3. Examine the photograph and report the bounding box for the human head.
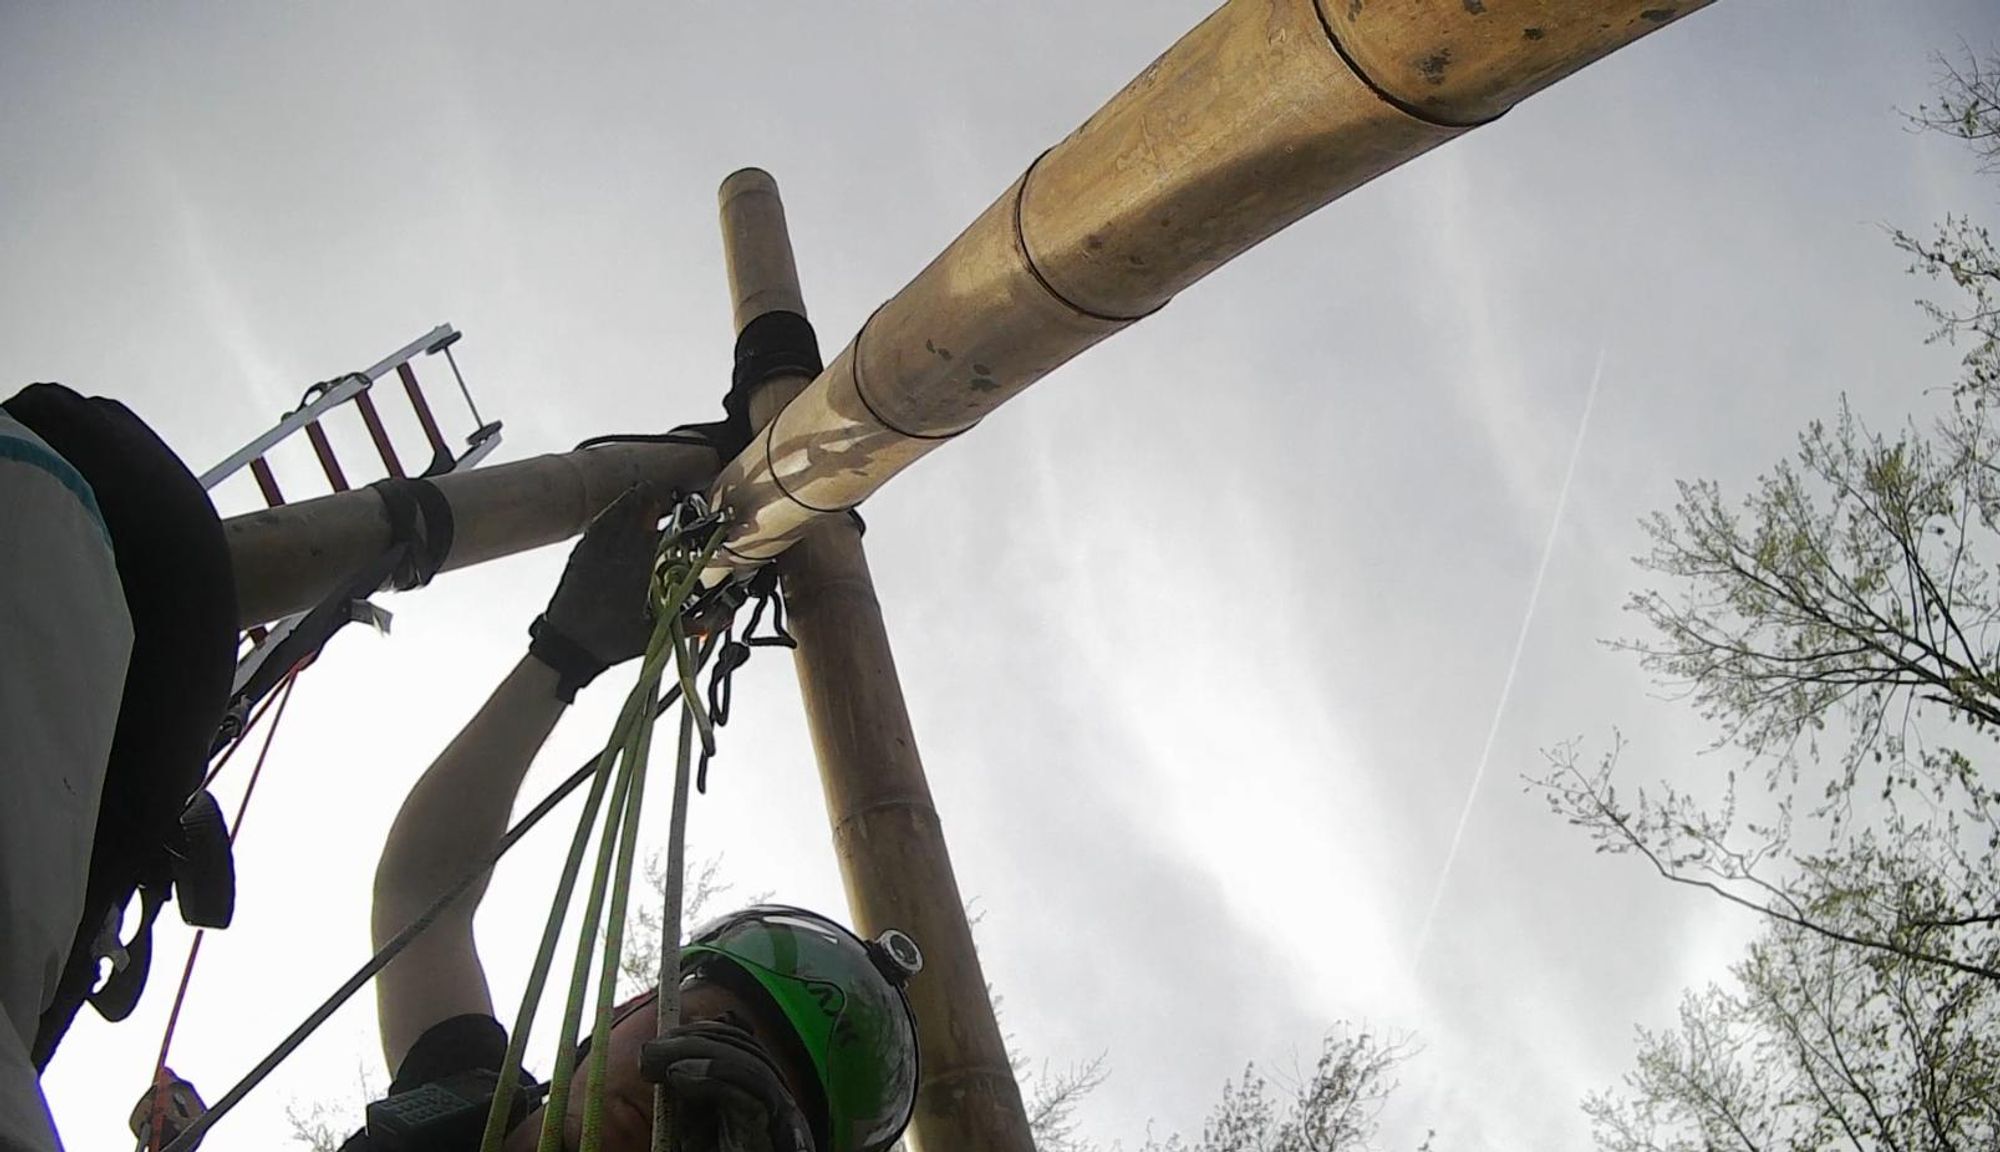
[521,906,921,1152]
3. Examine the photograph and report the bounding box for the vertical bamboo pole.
[718,168,1033,1152]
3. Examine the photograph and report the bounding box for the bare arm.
[371,655,567,1070]
[366,484,665,1073]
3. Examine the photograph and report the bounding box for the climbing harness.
[94,327,513,1148]
[8,381,242,1070]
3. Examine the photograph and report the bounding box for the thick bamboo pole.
[703,0,1712,579]
[719,169,1033,1152]
[225,442,717,627]
[223,1,1705,620]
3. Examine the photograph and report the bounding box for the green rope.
[645,518,729,1152]
[475,511,729,1151]
[651,700,698,1152]
[477,669,656,1152]
[535,701,645,1152]
[671,602,715,761]
[579,677,659,1150]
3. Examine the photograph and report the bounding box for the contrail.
[1413,346,1605,962]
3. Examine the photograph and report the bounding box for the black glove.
[529,484,667,702]
[640,1021,816,1152]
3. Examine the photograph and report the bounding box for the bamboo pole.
[225,0,1710,628]
[225,442,717,628]
[720,168,1033,1152]
[702,0,1712,579]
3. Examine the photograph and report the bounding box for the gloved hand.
[529,484,667,702]
[641,1021,816,1152]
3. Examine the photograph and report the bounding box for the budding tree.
[1531,45,2000,1152]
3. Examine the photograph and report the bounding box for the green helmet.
[682,905,922,1152]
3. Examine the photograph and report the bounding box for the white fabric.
[0,410,133,1152]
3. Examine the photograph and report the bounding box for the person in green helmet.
[348,485,921,1152]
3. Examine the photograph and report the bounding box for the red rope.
[144,670,300,1151]
[219,671,297,851]
[198,680,284,792]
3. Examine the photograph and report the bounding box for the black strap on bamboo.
[370,478,455,590]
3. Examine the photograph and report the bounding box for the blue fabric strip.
[0,429,113,548]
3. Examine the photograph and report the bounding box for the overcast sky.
[7,2,2000,1149]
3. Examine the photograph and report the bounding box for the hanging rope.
[578,668,660,1151]
[158,660,711,1152]
[197,662,291,792]
[535,696,645,1152]
[476,653,668,1152]
[479,498,731,1152]
[650,501,729,1152]
[160,497,760,1152]
[135,667,301,1152]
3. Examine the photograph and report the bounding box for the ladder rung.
[303,420,349,492]
[352,391,405,479]
[249,457,284,507]
[397,362,450,461]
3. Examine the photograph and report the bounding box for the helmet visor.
[685,909,918,1152]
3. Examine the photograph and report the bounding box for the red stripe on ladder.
[397,363,450,461]
[303,420,349,492]
[353,391,405,479]
[248,457,284,507]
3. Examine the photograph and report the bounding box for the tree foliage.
[1020,1053,1111,1152]
[1531,44,2000,1152]
[1137,1026,1431,1152]
[1531,43,2000,985]
[285,1063,382,1152]
[1902,47,2000,405]
[1584,920,1999,1151]
[617,850,748,999]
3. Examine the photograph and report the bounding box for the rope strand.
[141,669,300,1152]
[480,635,686,1152]
[651,672,700,1152]
[581,674,660,1151]
[159,668,703,1152]
[165,509,737,1152]
[536,721,641,1152]
[497,510,728,1151]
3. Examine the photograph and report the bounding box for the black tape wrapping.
[577,310,824,466]
[525,615,605,705]
[705,310,824,463]
[731,310,823,396]
[370,478,456,590]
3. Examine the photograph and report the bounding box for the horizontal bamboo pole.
[226,442,717,628]
[224,0,1707,620]
[704,0,1711,579]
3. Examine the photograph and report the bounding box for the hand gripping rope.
[162,495,787,1152]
